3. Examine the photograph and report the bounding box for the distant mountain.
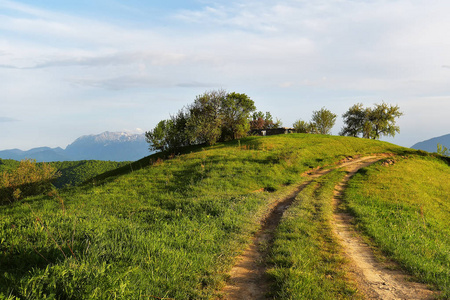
[0,147,70,162]
[410,133,450,153]
[0,131,152,162]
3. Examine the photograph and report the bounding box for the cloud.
[0,117,18,123]
[176,81,216,88]
[0,51,188,69]
[70,75,215,90]
[70,75,171,90]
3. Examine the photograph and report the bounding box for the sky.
[1,0,450,150]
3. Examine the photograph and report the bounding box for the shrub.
[0,159,60,203]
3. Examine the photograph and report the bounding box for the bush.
[0,159,60,204]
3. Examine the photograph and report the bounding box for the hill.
[410,133,450,152]
[0,131,151,162]
[0,134,448,299]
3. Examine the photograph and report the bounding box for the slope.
[0,134,436,299]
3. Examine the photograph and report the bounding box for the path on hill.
[222,155,436,300]
[332,156,437,300]
[221,156,379,299]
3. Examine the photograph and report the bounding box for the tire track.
[332,156,437,299]
[221,156,381,299]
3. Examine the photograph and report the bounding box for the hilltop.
[0,134,448,299]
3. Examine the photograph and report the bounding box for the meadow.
[1,134,447,299]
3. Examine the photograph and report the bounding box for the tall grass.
[344,154,450,297]
[0,134,406,299]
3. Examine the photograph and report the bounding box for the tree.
[293,119,312,133]
[339,103,370,137]
[368,102,403,139]
[145,120,172,152]
[311,107,337,135]
[221,92,256,140]
[187,89,227,145]
[146,89,257,152]
[145,109,190,152]
[340,102,403,139]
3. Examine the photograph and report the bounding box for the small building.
[251,127,296,136]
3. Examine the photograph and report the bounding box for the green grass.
[344,154,450,297]
[267,170,361,299]
[0,134,410,299]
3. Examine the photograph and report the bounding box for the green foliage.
[0,159,60,204]
[187,89,226,145]
[0,159,20,173]
[221,92,256,140]
[0,134,406,299]
[146,89,256,151]
[339,103,371,137]
[292,119,316,134]
[340,102,403,139]
[436,143,449,157]
[311,107,337,135]
[345,155,450,297]
[145,110,191,152]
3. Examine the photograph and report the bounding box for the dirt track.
[221,155,437,299]
[333,156,436,299]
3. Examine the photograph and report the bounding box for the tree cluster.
[292,103,403,140]
[293,107,337,135]
[339,102,403,139]
[146,90,256,152]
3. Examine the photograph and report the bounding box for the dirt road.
[221,156,436,299]
[332,156,436,299]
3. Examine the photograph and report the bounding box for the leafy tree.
[311,107,337,135]
[340,102,403,139]
[187,89,226,145]
[145,120,173,152]
[292,119,314,133]
[339,103,371,138]
[221,92,256,140]
[368,102,403,139]
[146,89,256,151]
[145,109,190,152]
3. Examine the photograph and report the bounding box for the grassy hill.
[49,160,131,188]
[0,134,448,299]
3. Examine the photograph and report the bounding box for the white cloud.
[1,0,450,149]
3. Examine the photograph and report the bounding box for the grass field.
[2,134,444,299]
[344,155,450,298]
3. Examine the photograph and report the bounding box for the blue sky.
[1,0,450,150]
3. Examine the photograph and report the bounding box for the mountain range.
[410,133,450,153]
[0,131,151,162]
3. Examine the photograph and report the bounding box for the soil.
[221,155,437,299]
[221,165,332,299]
